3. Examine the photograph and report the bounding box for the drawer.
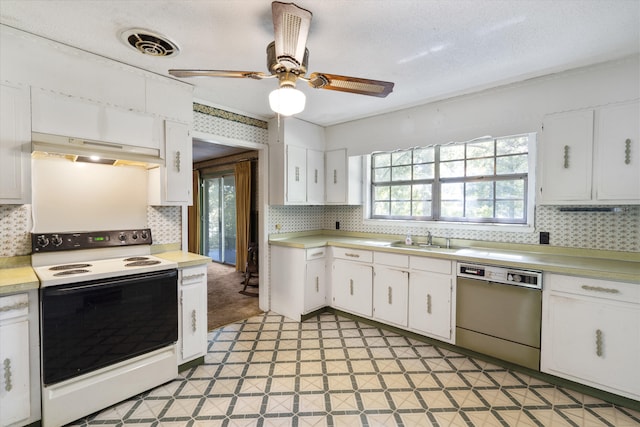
[0,293,29,321]
[180,265,207,286]
[545,273,640,304]
[332,247,373,263]
[374,251,409,268]
[410,256,452,275]
[306,247,326,260]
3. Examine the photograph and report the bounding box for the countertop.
[269,232,640,283]
[0,251,211,295]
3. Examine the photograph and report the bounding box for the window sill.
[362,217,535,233]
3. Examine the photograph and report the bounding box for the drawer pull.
[426,294,432,314]
[3,358,11,391]
[581,285,620,294]
[349,279,354,296]
[563,145,570,168]
[388,286,392,305]
[0,301,29,313]
[183,273,205,282]
[192,309,197,332]
[315,276,319,293]
[309,252,324,258]
[345,253,360,258]
[625,138,631,165]
[595,329,603,357]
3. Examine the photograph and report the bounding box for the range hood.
[32,132,164,166]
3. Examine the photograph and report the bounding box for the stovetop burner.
[125,260,161,267]
[124,257,150,261]
[49,263,92,271]
[53,269,91,276]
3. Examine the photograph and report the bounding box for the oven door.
[41,269,178,386]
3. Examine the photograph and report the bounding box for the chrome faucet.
[426,231,433,246]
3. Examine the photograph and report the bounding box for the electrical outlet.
[540,231,550,244]
[335,221,340,230]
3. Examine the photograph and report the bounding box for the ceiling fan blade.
[307,73,395,98]
[168,69,268,79]
[272,1,312,70]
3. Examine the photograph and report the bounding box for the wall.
[268,56,640,253]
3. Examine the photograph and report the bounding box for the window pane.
[412,200,432,217]
[466,200,493,218]
[497,136,528,155]
[413,163,434,180]
[441,182,464,200]
[496,154,528,174]
[465,181,493,200]
[496,180,524,199]
[441,200,463,217]
[496,200,524,219]
[467,140,494,158]
[374,186,390,201]
[412,184,432,201]
[391,185,411,200]
[440,144,464,161]
[392,165,412,181]
[440,160,464,178]
[373,201,390,216]
[466,158,494,176]
[373,167,390,182]
[373,153,391,167]
[392,151,412,165]
[391,201,411,216]
[414,147,434,163]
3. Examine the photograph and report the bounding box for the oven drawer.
[0,293,29,321]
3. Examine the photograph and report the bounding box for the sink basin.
[390,241,445,250]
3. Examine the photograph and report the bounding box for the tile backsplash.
[0,204,32,257]
[269,205,639,253]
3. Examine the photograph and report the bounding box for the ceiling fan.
[168,1,395,116]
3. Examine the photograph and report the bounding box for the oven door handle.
[43,270,177,295]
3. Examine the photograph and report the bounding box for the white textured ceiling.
[1,0,638,127]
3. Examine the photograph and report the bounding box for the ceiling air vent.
[120,28,179,57]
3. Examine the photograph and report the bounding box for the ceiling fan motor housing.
[267,41,308,76]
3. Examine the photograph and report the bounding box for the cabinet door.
[325,149,347,204]
[0,320,31,426]
[179,266,207,364]
[539,110,594,203]
[286,145,307,203]
[304,258,326,312]
[332,260,373,317]
[408,271,452,341]
[0,83,31,204]
[595,101,640,201]
[542,293,640,399]
[373,266,408,327]
[306,149,325,204]
[165,120,192,204]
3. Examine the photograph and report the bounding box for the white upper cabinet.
[594,101,640,201]
[148,121,192,206]
[306,149,325,204]
[325,149,363,205]
[539,100,640,205]
[0,83,31,204]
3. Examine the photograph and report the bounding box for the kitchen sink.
[390,241,456,251]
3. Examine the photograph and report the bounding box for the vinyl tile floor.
[67,312,640,427]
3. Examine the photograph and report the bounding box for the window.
[370,134,532,224]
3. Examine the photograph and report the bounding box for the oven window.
[41,269,178,385]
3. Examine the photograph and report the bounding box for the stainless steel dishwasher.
[456,262,543,370]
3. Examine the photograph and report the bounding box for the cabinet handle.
[581,285,620,294]
[182,273,205,283]
[349,279,354,296]
[0,301,29,313]
[309,252,324,258]
[175,150,181,172]
[595,329,603,357]
[426,294,432,314]
[387,286,392,304]
[3,358,11,391]
[314,169,318,184]
[563,145,570,168]
[345,253,360,258]
[315,276,319,293]
[295,166,300,182]
[191,309,197,332]
[625,138,631,165]
[333,169,337,184]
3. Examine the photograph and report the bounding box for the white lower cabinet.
[332,250,374,317]
[304,255,327,313]
[0,291,40,427]
[541,273,640,400]
[178,265,208,365]
[373,266,409,327]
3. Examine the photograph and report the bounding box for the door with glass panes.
[202,173,236,265]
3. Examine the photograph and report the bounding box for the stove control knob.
[51,234,63,246]
[131,232,138,240]
[119,233,127,242]
[141,231,149,240]
[512,274,522,283]
[36,235,50,248]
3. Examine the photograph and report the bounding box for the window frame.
[366,133,536,230]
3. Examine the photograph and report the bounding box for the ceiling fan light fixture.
[269,86,306,116]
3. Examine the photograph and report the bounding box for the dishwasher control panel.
[457,263,542,289]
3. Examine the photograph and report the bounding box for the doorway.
[202,173,236,265]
